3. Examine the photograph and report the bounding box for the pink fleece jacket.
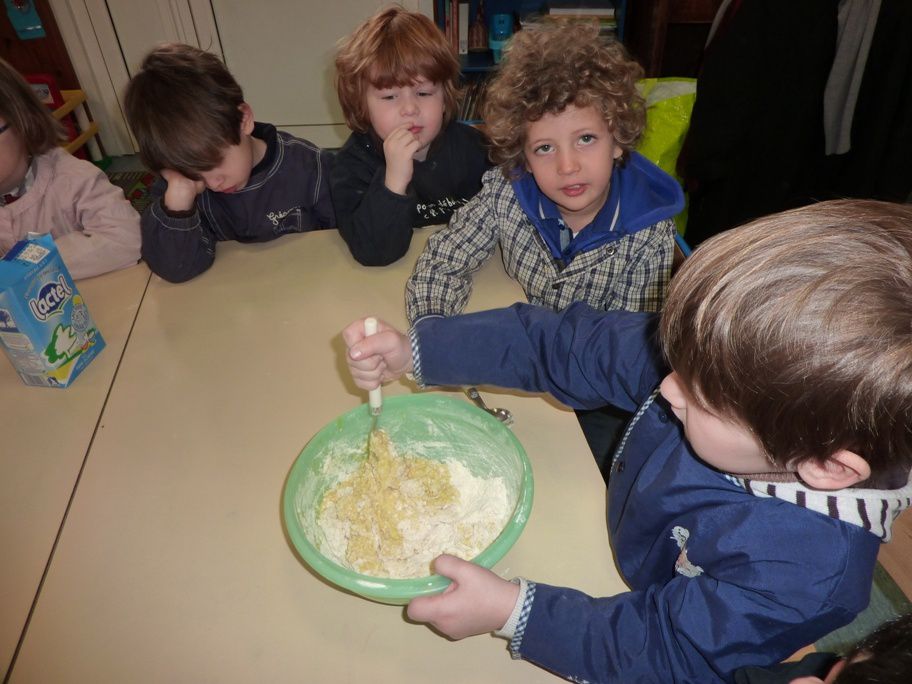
[0,147,141,279]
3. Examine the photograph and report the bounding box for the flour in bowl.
[318,429,512,579]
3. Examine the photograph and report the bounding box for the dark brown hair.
[481,19,645,177]
[837,612,912,683]
[335,5,460,133]
[0,58,65,155]
[661,200,912,484]
[124,43,244,178]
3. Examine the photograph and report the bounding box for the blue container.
[0,234,105,387]
[489,13,513,63]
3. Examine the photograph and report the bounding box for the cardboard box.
[0,234,105,387]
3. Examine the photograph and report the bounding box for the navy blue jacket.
[412,303,906,684]
[140,123,334,283]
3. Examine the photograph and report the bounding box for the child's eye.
[533,144,553,155]
[579,134,596,145]
[418,90,436,97]
[380,93,396,101]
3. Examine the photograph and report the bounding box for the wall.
[1,0,78,88]
[45,0,433,155]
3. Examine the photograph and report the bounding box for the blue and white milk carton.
[0,234,105,387]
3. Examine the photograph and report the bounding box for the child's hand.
[382,125,421,195]
[407,554,520,640]
[160,169,206,212]
[342,317,414,390]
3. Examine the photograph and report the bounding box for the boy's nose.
[400,96,419,115]
[557,150,580,175]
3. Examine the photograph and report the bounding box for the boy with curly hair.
[124,44,334,283]
[406,20,684,472]
[348,199,912,683]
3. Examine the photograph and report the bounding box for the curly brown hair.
[335,5,460,134]
[481,20,644,177]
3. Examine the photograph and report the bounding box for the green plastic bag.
[635,78,696,234]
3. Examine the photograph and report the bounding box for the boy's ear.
[795,450,871,490]
[238,102,255,136]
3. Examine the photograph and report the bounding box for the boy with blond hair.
[346,200,912,683]
[124,44,334,283]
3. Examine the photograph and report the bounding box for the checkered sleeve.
[405,175,501,324]
[609,218,676,313]
[507,579,536,658]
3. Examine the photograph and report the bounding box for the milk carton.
[0,234,105,387]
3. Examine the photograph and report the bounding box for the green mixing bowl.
[282,393,534,605]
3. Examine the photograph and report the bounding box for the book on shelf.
[546,1,615,18]
[458,2,469,54]
[436,0,468,54]
[458,78,487,123]
[438,0,496,55]
[522,12,617,39]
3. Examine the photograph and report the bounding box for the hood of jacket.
[511,151,685,262]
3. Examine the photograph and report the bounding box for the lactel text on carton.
[0,234,105,387]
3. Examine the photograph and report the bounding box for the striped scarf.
[724,473,912,542]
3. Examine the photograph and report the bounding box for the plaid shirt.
[406,168,676,323]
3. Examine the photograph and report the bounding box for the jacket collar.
[724,472,912,542]
[510,151,684,265]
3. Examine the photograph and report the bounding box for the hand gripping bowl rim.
[282,393,534,605]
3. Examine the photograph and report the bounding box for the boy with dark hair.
[737,612,912,683]
[343,199,912,683]
[124,43,334,283]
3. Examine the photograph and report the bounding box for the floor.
[818,560,911,653]
[105,154,147,173]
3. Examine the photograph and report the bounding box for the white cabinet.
[51,0,431,154]
[211,0,424,148]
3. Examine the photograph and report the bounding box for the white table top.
[0,262,151,679]
[8,231,625,683]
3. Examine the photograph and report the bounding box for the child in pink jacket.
[0,59,140,279]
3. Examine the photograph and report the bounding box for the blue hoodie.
[511,151,685,264]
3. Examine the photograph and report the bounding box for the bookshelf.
[434,1,628,124]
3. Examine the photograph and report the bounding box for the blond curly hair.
[481,20,645,177]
